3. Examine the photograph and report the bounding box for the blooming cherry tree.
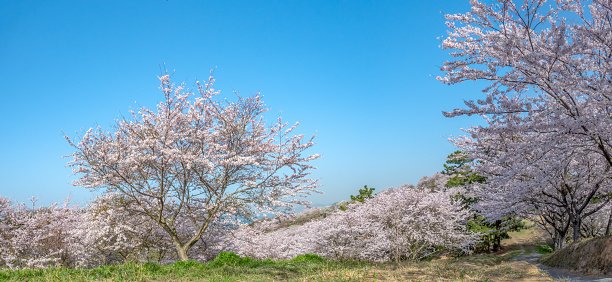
[69,193,175,267]
[0,196,82,269]
[439,0,612,169]
[64,71,321,261]
[451,123,612,247]
[440,0,612,245]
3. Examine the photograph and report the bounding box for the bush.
[535,245,553,254]
[207,252,255,267]
[290,254,326,263]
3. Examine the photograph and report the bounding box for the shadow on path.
[511,248,612,281]
[536,263,612,282]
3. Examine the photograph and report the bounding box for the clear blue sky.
[0,0,485,207]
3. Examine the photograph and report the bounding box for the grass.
[0,250,553,281]
[0,221,557,281]
[540,236,612,275]
[535,244,554,255]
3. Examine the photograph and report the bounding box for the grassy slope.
[0,257,552,282]
[0,249,553,281]
[0,217,558,282]
[541,236,612,276]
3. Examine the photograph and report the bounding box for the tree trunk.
[606,208,612,236]
[556,218,570,250]
[557,232,566,250]
[174,242,190,261]
[552,229,558,251]
[169,233,191,261]
[492,220,502,252]
[572,216,581,243]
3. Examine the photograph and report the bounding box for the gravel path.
[537,264,612,282]
[512,251,612,282]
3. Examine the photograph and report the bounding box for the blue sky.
[0,0,485,207]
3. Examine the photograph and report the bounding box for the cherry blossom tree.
[441,151,520,252]
[439,0,612,246]
[0,196,82,269]
[69,193,175,267]
[452,128,612,248]
[579,201,612,238]
[64,71,321,261]
[439,0,612,171]
[416,172,450,191]
[439,0,612,165]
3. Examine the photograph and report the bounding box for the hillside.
[542,237,612,276]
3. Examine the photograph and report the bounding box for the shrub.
[208,252,255,267]
[535,245,553,254]
[290,254,326,263]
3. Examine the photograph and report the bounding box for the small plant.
[350,185,376,203]
[535,244,553,254]
[171,260,199,269]
[0,246,551,281]
[207,252,255,267]
[142,262,161,272]
[291,254,326,263]
[340,185,376,211]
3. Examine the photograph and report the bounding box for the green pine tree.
[339,185,376,211]
[443,151,521,252]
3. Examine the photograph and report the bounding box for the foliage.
[252,206,338,232]
[171,260,199,268]
[0,196,83,269]
[416,173,449,191]
[64,70,321,260]
[207,251,257,267]
[535,245,553,255]
[443,151,485,193]
[350,185,375,203]
[338,185,375,211]
[290,254,326,263]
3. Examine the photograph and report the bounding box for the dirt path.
[536,264,612,282]
[504,229,612,282]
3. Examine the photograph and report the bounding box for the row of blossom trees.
[0,196,81,269]
[439,0,612,249]
[0,194,228,269]
[0,183,479,269]
[228,184,480,262]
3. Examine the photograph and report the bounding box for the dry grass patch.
[363,255,552,281]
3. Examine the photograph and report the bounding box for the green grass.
[535,244,554,255]
[0,250,553,282]
[0,222,557,281]
[0,253,369,282]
